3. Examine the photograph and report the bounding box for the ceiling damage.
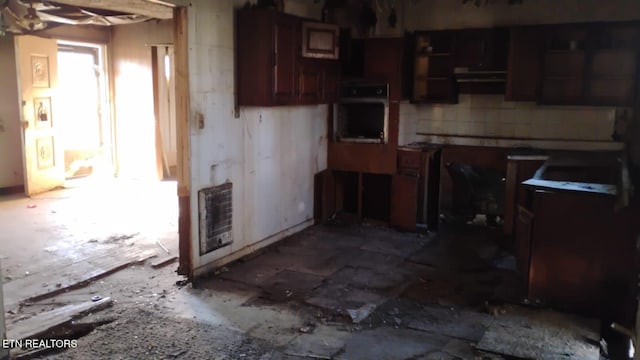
[0,0,176,36]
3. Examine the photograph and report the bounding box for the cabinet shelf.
[542,76,583,80]
[546,49,585,54]
[419,52,452,57]
[414,76,451,81]
[589,75,635,80]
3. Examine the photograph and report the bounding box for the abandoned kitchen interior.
[1,0,640,359]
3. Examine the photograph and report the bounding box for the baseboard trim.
[192,219,314,281]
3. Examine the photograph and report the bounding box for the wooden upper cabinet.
[237,9,299,106]
[273,14,299,105]
[539,25,588,105]
[585,24,639,106]
[237,8,277,106]
[323,61,340,103]
[236,8,340,106]
[363,37,405,101]
[410,31,457,104]
[538,22,639,106]
[298,59,322,104]
[506,27,544,101]
[455,30,490,69]
[454,29,508,71]
[302,22,339,60]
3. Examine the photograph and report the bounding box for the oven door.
[334,99,389,144]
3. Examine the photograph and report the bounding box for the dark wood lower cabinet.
[314,169,336,224]
[503,156,547,236]
[390,147,441,231]
[390,174,419,231]
[517,188,636,318]
[514,205,534,293]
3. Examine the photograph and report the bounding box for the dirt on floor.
[5,222,606,360]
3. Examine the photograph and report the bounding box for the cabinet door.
[586,49,637,106]
[314,169,336,223]
[540,52,585,104]
[298,60,322,104]
[323,62,340,103]
[455,29,508,71]
[539,26,587,105]
[455,30,489,69]
[236,9,277,106]
[364,38,404,101]
[273,16,298,105]
[412,32,457,104]
[390,174,418,231]
[515,205,534,292]
[506,27,544,101]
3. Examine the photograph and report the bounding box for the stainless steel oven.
[334,83,389,144]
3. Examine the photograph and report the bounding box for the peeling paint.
[187,0,328,274]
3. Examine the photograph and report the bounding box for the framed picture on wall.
[31,55,50,88]
[33,97,52,128]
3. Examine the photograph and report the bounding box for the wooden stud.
[151,46,165,181]
[174,6,192,278]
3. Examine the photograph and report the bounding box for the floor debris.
[346,303,377,324]
[7,297,114,342]
[151,255,178,269]
[3,248,157,312]
[156,239,170,254]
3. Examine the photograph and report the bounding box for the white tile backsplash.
[399,94,618,146]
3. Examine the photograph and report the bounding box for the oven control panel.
[340,84,389,99]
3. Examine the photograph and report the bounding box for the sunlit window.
[164,47,171,82]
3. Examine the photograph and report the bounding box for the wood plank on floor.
[3,247,156,312]
[151,255,178,268]
[7,297,113,341]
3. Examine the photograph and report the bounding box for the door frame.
[174,6,192,278]
[56,41,113,179]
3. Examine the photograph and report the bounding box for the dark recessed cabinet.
[236,8,340,107]
[408,29,508,102]
[410,31,457,103]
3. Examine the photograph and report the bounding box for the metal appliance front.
[334,83,389,144]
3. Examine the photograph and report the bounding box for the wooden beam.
[145,0,190,7]
[52,0,173,19]
[174,6,192,279]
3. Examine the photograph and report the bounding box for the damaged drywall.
[186,0,328,276]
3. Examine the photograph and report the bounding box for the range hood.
[454,67,506,83]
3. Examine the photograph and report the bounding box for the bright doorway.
[4,22,181,331]
[57,42,112,180]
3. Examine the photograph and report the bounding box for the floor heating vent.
[198,182,232,255]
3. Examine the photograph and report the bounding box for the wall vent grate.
[198,182,232,255]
